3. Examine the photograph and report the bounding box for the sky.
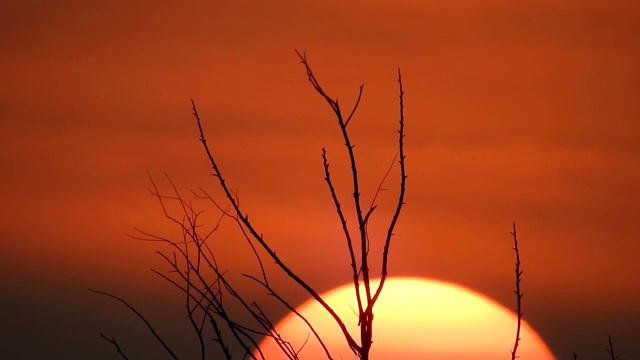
[1,0,639,359]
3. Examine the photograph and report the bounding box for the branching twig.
[191,98,360,355]
[101,51,407,360]
[99,333,129,360]
[607,335,620,360]
[295,50,374,330]
[89,289,179,360]
[322,148,363,319]
[246,274,334,360]
[295,51,407,359]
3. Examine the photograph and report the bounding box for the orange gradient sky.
[1,1,639,359]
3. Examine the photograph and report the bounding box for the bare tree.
[92,51,407,360]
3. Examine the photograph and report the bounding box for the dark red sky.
[1,1,639,359]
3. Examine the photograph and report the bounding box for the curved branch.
[371,68,407,306]
[322,148,363,318]
[191,100,361,353]
[89,289,179,360]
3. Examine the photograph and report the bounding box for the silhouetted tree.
[92,51,407,360]
[92,51,575,360]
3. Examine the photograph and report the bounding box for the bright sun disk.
[258,277,556,360]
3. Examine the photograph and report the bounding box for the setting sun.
[258,278,556,359]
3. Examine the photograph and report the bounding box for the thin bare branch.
[322,148,363,318]
[153,238,263,360]
[296,50,375,356]
[371,68,407,307]
[246,274,335,360]
[106,52,409,360]
[99,333,129,360]
[345,85,365,127]
[191,98,361,354]
[363,154,398,258]
[510,222,524,360]
[607,335,620,360]
[89,289,179,360]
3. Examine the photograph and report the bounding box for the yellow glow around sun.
[257,277,556,360]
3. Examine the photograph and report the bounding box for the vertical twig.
[510,222,523,360]
[371,68,407,306]
[607,335,620,360]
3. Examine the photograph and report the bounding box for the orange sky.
[1,0,639,358]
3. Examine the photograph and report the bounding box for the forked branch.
[296,50,407,359]
[295,50,373,311]
[89,289,179,360]
[99,333,129,360]
[607,335,620,360]
[99,51,408,360]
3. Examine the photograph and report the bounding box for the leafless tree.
[93,51,558,360]
[92,51,407,360]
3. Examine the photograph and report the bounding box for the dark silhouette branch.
[294,51,373,314]
[295,50,407,360]
[363,154,397,259]
[135,177,270,359]
[345,85,364,127]
[510,222,523,360]
[370,68,407,308]
[322,148,364,318]
[191,98,361,355]
[99,51,408,360]
[246,274,335,360]
[364,154,397,225]
[89,289,179,360]
[99,333,129,360]
[607,335,620,360]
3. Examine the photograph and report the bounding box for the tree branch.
[510,222,523,360]
[89,289,179,360]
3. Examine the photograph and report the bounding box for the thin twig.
[370,68,407,306]
[296,50,374,355]
[99,333,129,360]
[191,98,360,354]
[246,274,334,360]
[607,335,620,360]
[322,148,363,318]
[89,289,179,360]
[510,222,523,360]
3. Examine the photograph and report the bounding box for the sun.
[257,277,556,359]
